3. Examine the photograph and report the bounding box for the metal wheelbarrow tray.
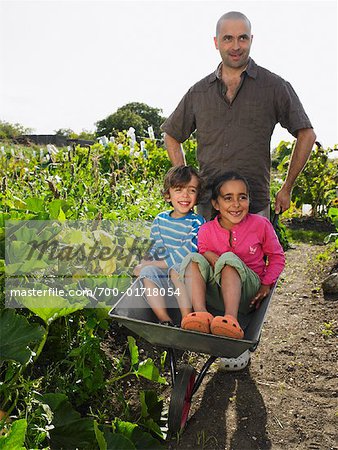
[109,278,277,435]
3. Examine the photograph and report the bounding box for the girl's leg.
[142,278,172,323]
[169,269,192,318]
[220,265,242,319]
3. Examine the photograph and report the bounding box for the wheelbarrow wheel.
[168,364,196,435]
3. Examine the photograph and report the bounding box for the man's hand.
[275,128,316,214]
[275,186,292,213]
[250,284,271,310]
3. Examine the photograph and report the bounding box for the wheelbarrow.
[109,215,280,435]
[109,280,277,434]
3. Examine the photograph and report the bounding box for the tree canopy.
[95,102,165,140]
[0,120,33,140]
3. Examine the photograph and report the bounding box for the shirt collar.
[209,57,258,83]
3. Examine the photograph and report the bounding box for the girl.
[181,171,285,339]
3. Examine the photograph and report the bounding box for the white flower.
[47,144,58,155]
[147,126,155,140]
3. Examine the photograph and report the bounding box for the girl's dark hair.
[211,171,250,200]
[162,165,203,202]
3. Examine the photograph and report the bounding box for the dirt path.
[166,243,337,450]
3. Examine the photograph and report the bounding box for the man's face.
[214,19,253,70]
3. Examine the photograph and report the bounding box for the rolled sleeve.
[161,90,196,142]
[275,81,313,137]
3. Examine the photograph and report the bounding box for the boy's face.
[166,175,199,218]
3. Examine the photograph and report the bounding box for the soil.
[107,242,338,450]
[282,217,336,233]
[166,243,338,450]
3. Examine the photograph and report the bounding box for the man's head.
[214,11,253,70]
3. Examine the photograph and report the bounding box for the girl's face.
[212,179,249,229]
[166,175,199,218]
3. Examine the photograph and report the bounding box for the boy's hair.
[162,165,203,202]
[211,171,250,200]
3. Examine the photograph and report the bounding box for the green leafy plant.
[277,143,338,217]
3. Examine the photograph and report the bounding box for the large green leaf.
[25,197,45,213]
[127,336,139,368]
[104,432,136,450]
[12,283,87,325]
[94,421,107,450]
[137,359,166,384]
[0,418,27,450]
[113,419,163,449]
[42,393,97,449]
[0,309,45,364]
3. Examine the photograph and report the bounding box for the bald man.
[161,11,316,220]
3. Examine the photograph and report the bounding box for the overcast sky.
[0,0,337,148]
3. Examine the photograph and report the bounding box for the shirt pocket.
[238,100,262,130]
[195,107,226,148]
[196,108,222,133]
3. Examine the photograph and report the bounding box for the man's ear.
[213,36,219,50]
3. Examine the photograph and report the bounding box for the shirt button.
[233,238,237,241]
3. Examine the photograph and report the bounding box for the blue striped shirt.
[149,210,206,268]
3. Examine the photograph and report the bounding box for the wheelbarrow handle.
[271,213,279,229]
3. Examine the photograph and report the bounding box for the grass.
[285,228,328,245]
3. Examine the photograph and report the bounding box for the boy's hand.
[133,259,148,276]
[250,284,271,309]
[133,264,142,277]
[133,259,167,276]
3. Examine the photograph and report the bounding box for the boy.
[133,165,205,325]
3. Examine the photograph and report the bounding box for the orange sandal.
[210,315,244,339]
[181,312,214,334]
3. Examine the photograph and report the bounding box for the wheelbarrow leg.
[191,355,217,397]
[167,355,218,435]
[168,348,177,386]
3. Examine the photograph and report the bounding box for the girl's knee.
[221,264,236,273]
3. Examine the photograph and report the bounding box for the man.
[161,11,316,220]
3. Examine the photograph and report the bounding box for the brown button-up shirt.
[161,58,313,213]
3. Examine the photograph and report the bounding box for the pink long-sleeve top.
[198,214,285,285]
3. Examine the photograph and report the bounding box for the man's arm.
[275,128,316,213]
[163,133,186,166]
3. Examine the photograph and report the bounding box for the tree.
[54,128,95,140]
[54,128,74,138]
[0,121,33,140]
[95,102,165,140]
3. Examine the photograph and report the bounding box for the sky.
[0,0,337,149]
